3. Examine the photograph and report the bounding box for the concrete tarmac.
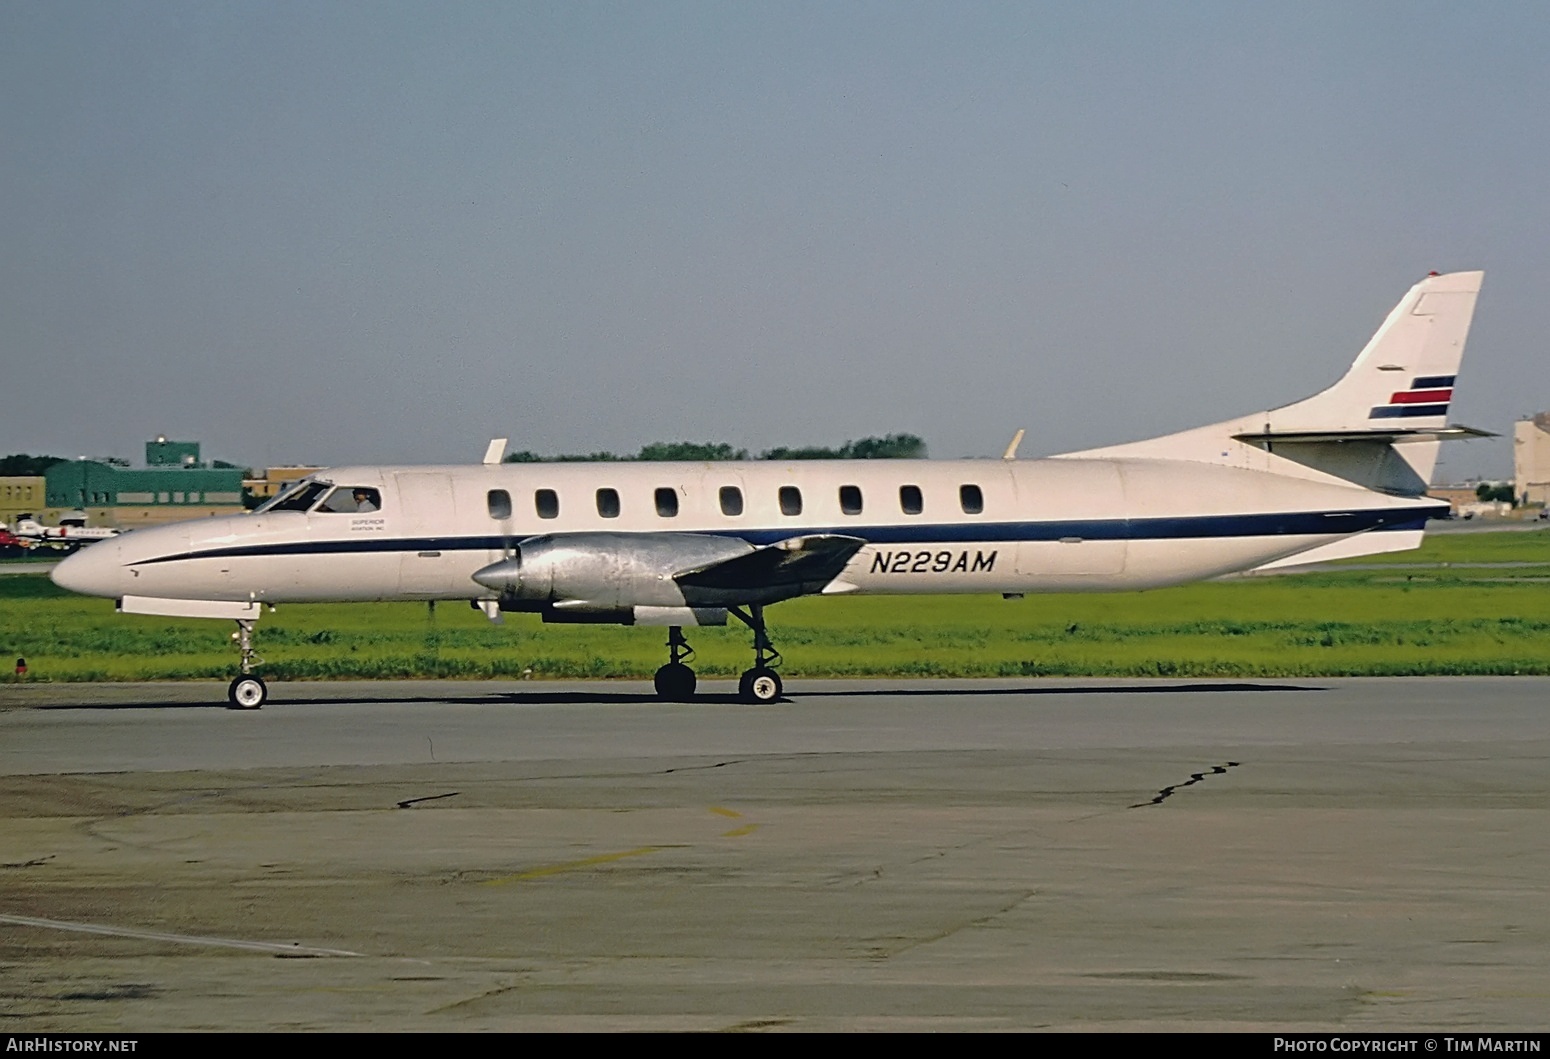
[0,677,1546,1032]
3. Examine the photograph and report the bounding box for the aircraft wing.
[472,531,868,612]
[674,534,867,606]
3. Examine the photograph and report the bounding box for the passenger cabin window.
[596,488,621,518]
[316,486,381,514]
[900,484,923,515]
[535,489,559,519]
[960,484,984,514]
[655,487,679,517]
[719,486,744,517]
[779,486,802,516]
[839,485,863,515]
[487,489,511,519]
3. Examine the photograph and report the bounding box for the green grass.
[2,528,1547,682]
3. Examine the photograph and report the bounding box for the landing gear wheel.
[653,662,697,701]
[738,667,782,704]
[227,619,268,709]
[228,675,268,710]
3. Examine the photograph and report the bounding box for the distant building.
[0,476,46,527]
[145,436,204,468]
[1514,414,1550,507]
[1426,484,1480,516]
[244,465,324,502]
[42,439,245,528]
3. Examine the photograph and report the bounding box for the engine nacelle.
[536,604,728,626]
[472,532,753,609]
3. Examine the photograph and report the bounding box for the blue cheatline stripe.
[1370,404,1449,419]
[128,506,1441,567]
[1411,374,1456,389]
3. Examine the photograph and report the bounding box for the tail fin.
[1265,270,1481,433]
[1057,270,1487,494]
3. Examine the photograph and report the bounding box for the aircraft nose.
[51,539,126,598]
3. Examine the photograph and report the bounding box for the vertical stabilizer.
[1266,270,1480,433]
[1056,271,1484,493]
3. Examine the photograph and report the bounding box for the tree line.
[0,454,244,475]
[0,454,68,476]
[504,434,926,463]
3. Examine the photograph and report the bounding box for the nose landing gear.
[227,618,267,709]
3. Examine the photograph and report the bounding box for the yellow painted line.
[720,824,759,838]
[708,806,742,818]
[480,846,666,885]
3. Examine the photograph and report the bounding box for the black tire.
[653,662,696,701]
[738,667,782,704]
[228,675,267,710]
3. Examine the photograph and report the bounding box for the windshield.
[255,480,330,513]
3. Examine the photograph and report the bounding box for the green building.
[145,436,204,468]
[43,440,245,528]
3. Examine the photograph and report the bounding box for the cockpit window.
[315,486,382,514]
[257,481,330,513]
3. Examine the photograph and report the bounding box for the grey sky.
[3,2,1544,480]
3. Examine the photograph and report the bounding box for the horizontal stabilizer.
[1232,425,1495,446]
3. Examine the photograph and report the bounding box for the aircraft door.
[395,472,457,596]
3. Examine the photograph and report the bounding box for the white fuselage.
[53,455,1441,606]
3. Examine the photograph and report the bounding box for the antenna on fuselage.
[483,438,508,465]
[1001,429,1025,460]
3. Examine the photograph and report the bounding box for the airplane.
[51,270,1487,709]
[8,514,121,553]
[0,524,33,555]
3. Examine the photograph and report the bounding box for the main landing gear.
[227,618,267,709]
[651,605,784,705]
[730,605,782,704]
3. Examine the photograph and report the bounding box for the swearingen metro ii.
[53,271,1487,708]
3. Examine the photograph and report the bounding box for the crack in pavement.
[1132,762,1242,807]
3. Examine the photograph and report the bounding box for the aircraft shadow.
[30,680,1323,710]
[32,690,757,710]
[799,682,1326,699]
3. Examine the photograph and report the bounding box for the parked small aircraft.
[9,514,120,553]
[0,524,32,555]
[52,271,1486,708]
